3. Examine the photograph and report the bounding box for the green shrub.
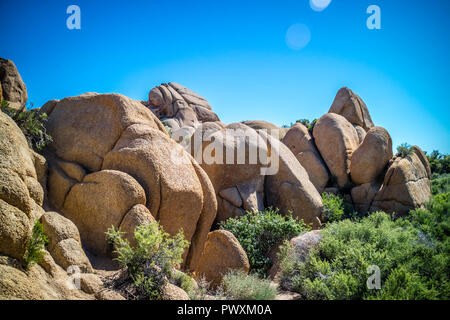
[296,118,317,132]
[106,222,189,300]
[426,150,450,175]
[1,100,52,152]
[221,271,277,300]
[171,270,198,298]
[321,193,345,222]
[431,173,450,195]
[24,221,49,269]
[396,143,414,158]
[279,201,450,300]
[219,208,307,275]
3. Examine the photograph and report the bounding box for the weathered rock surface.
[161,283,190,300]
[45,93,217,270]
[242,120,288,140]
[0,58,27,111]
[351,182,381,213]
[370,146,432,215]
[329,87,374,131]
[351,127,393,185]
[313,113,360,187]
[118,204,156,248]
[282,123,329,192]
[195,230,249,289]
[261,131,323,228]
[147,82,220,129]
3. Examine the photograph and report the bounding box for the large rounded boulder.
[370,146,432,215]
[45,93,217,270]
[350,126,393,185]
[0,58,28,111]
[313,113,360,187]
[329,87,374,131]
[282,123,329,192]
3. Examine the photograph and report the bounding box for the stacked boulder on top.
[0,58,28,111]
[146,82,223,132]
[282,86,432,216]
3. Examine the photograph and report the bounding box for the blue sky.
[0,0,449,153]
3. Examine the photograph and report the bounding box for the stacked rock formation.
[0,58,27,111]
[282,86,431,215]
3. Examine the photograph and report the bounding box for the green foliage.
[1,100,52,152]
[321,193,345,222]
[171,270,198,298]
[106,222,189,300]
[221,270,277,300]
[219,208,307,275]
[396,143,414,158]
[426,150,450,175]
[431,173,450,195]
[279,196,450,299]
[24,221,48,269]
[296,118,317,132]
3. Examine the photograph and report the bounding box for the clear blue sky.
[1,0,449,153]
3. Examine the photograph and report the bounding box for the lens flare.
[310,0,332,12]
[285,23,311,50]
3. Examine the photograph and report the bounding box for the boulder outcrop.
[0,58,27,111]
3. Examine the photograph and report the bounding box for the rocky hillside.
[0,58,432,300]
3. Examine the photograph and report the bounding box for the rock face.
[351,182,381,213]
[282,123,329,192]
[0,58,27,111]
[242,120,288,140]
[194,230,249,289]
[329,87,374,131]
[45,93,217,270]
[261,131,323,228]
[370,146,432,215]
[147,82,220,129]
[313,113,360,187]
[350,126,393,185]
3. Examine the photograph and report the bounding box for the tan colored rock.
[313,113,360,187]
[0,168,33,216]
[32,151,47,191]
[102,124,205,261]
[350,126,393,185]
[351,182,381,213]
[119,204,156,247]
[80,273,104,294]
[282,123,329,192]
[0,58,27,111]
[46,93,165,172]
[161,283,190,300]
[195,230,249,289]
[38,99,59,116]
[236,178,264,212]
[24,176,43,206]
[55,158,86,182]
[41,211,81,251]
[217,198,245,222]
[52,238,92,273]
[353,125,366,144]
[289,230,322,262]
[219,187,242,208]
[370,146,432,215]
[0,199,31,261]
[148,82,220,129]
[242,120,287,140]
[329,87,374,131]
[0,112,36,180]
[47,164,77,210]
[64,170,146,255]
[95,289,126,300]
[260,131,323,228]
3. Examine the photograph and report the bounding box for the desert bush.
[24,221,49,269]
[396,143,414,158]
[221,270,277,300]
[426,150,450,175]
[279,197,450,300]
[106,222,189,300]
[321,193,344,222]
[296,118,317,132]
[1,100,52,152]
[219,208,307,275]
[431,173,450,195]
